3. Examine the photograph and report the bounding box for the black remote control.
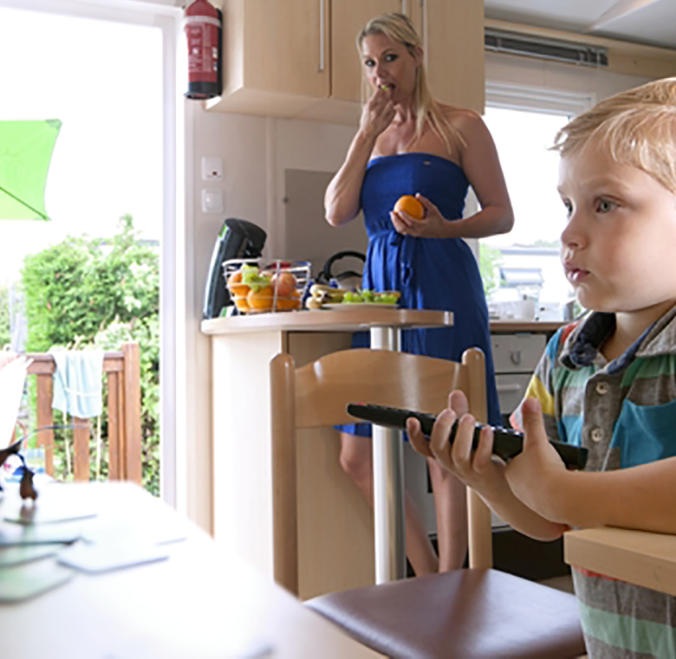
[347,403,588,471]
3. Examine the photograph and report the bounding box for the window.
[481,84,592,309]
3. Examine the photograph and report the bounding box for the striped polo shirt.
[511,304,676,658]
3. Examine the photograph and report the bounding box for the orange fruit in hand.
[394,195,424,220]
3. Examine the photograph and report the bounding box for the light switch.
[202,156,223,181]
[202,189,223,214]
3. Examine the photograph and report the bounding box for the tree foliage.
[0,287,9,348]
[21,216,160,493]
[22,215,158,351]
[479,243,503,299]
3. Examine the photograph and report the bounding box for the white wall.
[184,105,358,533]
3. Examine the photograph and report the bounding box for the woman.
[325,13,513,576]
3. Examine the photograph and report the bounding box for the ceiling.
[484,0,676,49]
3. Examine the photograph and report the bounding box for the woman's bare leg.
[340,432,438,576]
[428,456,468,572]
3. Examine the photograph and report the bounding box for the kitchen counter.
[489,320,566,334]
[202,312,562,336]
[202,307,454,601]
[201,308,453,335]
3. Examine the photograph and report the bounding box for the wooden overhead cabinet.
[207,0,485,122]
[410,0,485,113]
[330,0,409,103]
[209,0,330,117]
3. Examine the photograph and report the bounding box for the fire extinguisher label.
[185,16,220,83]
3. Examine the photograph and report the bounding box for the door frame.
[0,0,186,511]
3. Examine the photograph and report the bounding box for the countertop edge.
[201,311,565,336]
[201,309,454,335]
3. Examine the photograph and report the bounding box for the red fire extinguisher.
[184,0,222,100]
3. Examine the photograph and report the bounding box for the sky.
[0,7,163,286]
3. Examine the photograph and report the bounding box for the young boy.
[408,77,676,658]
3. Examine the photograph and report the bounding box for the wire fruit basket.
[223,259,311,314]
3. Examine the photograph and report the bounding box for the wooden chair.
[271,347,585,659]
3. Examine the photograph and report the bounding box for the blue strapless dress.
[340,152,501,434]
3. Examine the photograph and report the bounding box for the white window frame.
[486,80,594,118]
[0,0,184,508]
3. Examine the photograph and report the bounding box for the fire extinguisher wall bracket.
[184,0,222,100]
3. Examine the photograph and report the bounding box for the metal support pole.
[370,326,406,583]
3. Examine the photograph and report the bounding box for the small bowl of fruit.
[224,259,310,314]
[306,287,401,310]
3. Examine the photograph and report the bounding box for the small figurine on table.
[19,465,38,502]
[0,438,38,501]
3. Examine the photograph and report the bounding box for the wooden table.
[564,526,676,597]
[0,481,382,658]
[202,309,452,595]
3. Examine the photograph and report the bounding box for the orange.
[227,270,250,297]
[229,283,250,297]
[394,195,424,220]
[233,296,250,312]
[275,297,301,311]
[247,287,274,311]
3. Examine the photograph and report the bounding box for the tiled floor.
[539,571,575,594]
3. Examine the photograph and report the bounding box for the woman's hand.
[407,390,508,501]
[358,88,395,141]
[390,194,452,239]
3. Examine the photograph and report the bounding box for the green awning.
[0,119,62,220]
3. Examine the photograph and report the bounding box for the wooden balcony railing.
[24,342,142,484]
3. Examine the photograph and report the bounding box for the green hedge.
[21,215,160,494]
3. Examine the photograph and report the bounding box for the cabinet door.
[240,0,330,98]
[410,0,485,113]
[331,1,410,103]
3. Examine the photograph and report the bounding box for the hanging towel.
[50,349,104,419]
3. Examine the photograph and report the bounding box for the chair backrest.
[270,347,492,596]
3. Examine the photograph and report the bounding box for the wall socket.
[202,156,223,181]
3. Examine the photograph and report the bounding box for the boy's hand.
[407,390,507,500]
[505,398,570,521]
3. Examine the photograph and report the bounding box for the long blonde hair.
[553,77,676,194]
[357,13,465,154]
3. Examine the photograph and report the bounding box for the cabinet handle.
[509,351,522,366]
[401,0,407,13]
[496,383,522,393]
[318,0,326,72]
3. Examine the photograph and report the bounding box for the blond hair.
[553,77,676,194]
[357,13,465,154]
